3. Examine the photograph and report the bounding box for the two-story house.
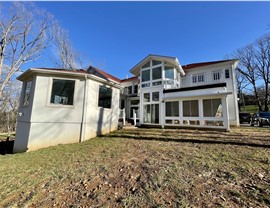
[13,54,239,152]
[122,54,239,130]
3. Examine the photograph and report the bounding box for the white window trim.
[46,77,77,108]
[212,70,222,82]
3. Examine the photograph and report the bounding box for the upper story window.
[152,60,162,66]
[225,69,230,79]
[192,74,204,84]
[142,70,150,82]
[134,85,138,94]
[23,80,32,106]
[152,67,162,80]
[165,66,174,79]
[127,86,132,94]
[213,71,221,81]
[50,79,75,105]
[142,61,150,69]
[98,86,112,109]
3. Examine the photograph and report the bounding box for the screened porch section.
[164,98,228,129]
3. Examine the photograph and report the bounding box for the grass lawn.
[0,127,269,207]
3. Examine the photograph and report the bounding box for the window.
[142,61,150,69]
[192,76,197,83]
[152,92,159,101]
[144,93,150,102]
[183,100,199,117]
[165,66,174,79]
[134,85,138,94]
[203,99,222,117]
[98,86,112,108]
[23,81,32,106]
[142,83,150,88]
[127,86,132,94]
[130,99,139,105]
[213,71,221,81]
[143,104,159,124]
[152,67,162,80]
[152,60,162,66]
[142,70,150,82]
[225,69,230,78]
[192,74,204,83]
[166,101,179,117]
[50,79,75,105]
[152,81,162,86]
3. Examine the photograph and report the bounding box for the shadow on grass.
[0,138,14,155]
[104,134,270,149]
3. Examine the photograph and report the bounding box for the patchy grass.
[0,132,15,141]
[0,127,269,207]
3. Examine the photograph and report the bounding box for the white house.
[14,54,239,152]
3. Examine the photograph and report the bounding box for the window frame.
[22,80,33,107]
[48,78,76,107]
[213,71,222,81]
[98,85,113,109]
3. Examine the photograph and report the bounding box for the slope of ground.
[0,127,269,207]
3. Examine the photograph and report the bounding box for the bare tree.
[234,44,263,111]
[235,68,249,111]
[0,79,21,134]
[0,2,54,99]
[52,23,85,69]
[254,35,270,111]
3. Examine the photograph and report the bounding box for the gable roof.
[130,54,185,76]
[87,66,121,83]
[182,59,239,70]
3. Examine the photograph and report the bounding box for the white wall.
[14,73,120,152]
[182,61,239,126]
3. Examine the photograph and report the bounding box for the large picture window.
[203,99,222,117]
[166,101,179,117]
[98,86,112,108]
[23,80,32,106]
[183,100,199,117]
[50,79,75,105]
[152,67,162,80]
[165,66,174,79]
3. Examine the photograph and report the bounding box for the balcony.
[164,72,226,90]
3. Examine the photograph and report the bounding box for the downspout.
[79,74,88,143]
[231,61,240,126]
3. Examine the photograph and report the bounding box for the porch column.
[160,100,165,128]
[222,95,230,131]
[198,99,203,126]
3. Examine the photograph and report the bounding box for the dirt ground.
[0,127,269,207]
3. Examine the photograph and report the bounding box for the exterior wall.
[83,80,120,141]
[181,62,239,126]
[14,73,120,153]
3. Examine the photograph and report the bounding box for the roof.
[182,59,239,70]
[120,76,138,83]
[130,54,185,76]
[37,68,87,74]
[87,66,121,83]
